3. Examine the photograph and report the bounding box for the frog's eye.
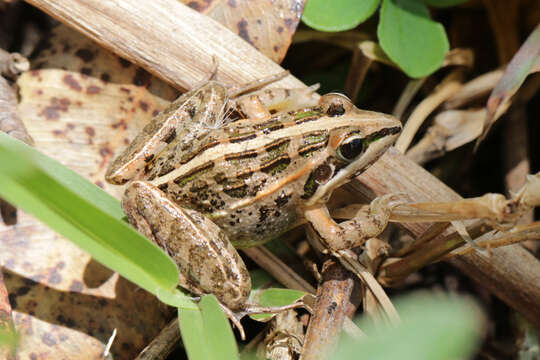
[337,136,365,162]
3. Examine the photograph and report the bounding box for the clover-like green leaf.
[422,0,469,7]
[302,0,381,32]
[378,0,449,78]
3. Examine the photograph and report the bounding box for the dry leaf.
[0,25,181,358]
[183,0,305,63]
[33,25,179,101]
[406,109,484,164]
[476,24,540,147]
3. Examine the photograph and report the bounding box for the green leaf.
[0,132,179,296]
[335,293,483,360]
[378,0,449,78]
[178,296,239,360]
[302,0,381,32]
[422,0,469,7]
[0,328,18,349]
[199,295,239,359]
[178,308,209,360]
[156,288,198,310]
[249,288,305,321]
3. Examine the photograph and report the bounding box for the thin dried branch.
[344,44,372,103]
[0,74,33,225]
[300,258,358,360]
[135,318,180,360]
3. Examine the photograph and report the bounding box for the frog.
[105,74,401,313]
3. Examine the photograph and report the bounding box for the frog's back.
[145,108,331,246]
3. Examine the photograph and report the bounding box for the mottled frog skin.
[106,81,401,309]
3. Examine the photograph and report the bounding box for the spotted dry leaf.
[1,68,173,359]
[183,0,305,63]
[33,25,179,100]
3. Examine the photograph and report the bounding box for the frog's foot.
[122,181,251,310]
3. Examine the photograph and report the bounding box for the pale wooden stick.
[24,0,305,90]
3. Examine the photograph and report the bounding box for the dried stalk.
[135,318,180,360]
[300,259,358,360]
[394,71,463,153]
[353,148,540,326]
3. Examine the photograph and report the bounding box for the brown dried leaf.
[182,0,305,63]
[406,109,484,164]
[33,25,179,100]
[476,24,540,147]
[1,66,174,358]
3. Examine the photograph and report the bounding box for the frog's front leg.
[122,181,251,310]
[304,195,398,251]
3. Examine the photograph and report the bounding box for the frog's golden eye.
[337,136,365,162]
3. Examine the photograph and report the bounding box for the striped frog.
[105,76,401,311]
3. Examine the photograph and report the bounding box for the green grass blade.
[200,295,239,359]
[0,132,179,295]
[178,295,239,360]
[178,307,210,360]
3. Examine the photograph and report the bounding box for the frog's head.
[304,93,401,206]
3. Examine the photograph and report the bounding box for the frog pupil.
[338,138,364,161]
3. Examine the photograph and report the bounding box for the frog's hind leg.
[122,181,251,310]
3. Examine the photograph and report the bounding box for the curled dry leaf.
[257,310,304,360]
[0,48,30,79]
[476,23,540,147]
[33,25,179,101]
[182,0,306,63]
[406,109,485,164]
